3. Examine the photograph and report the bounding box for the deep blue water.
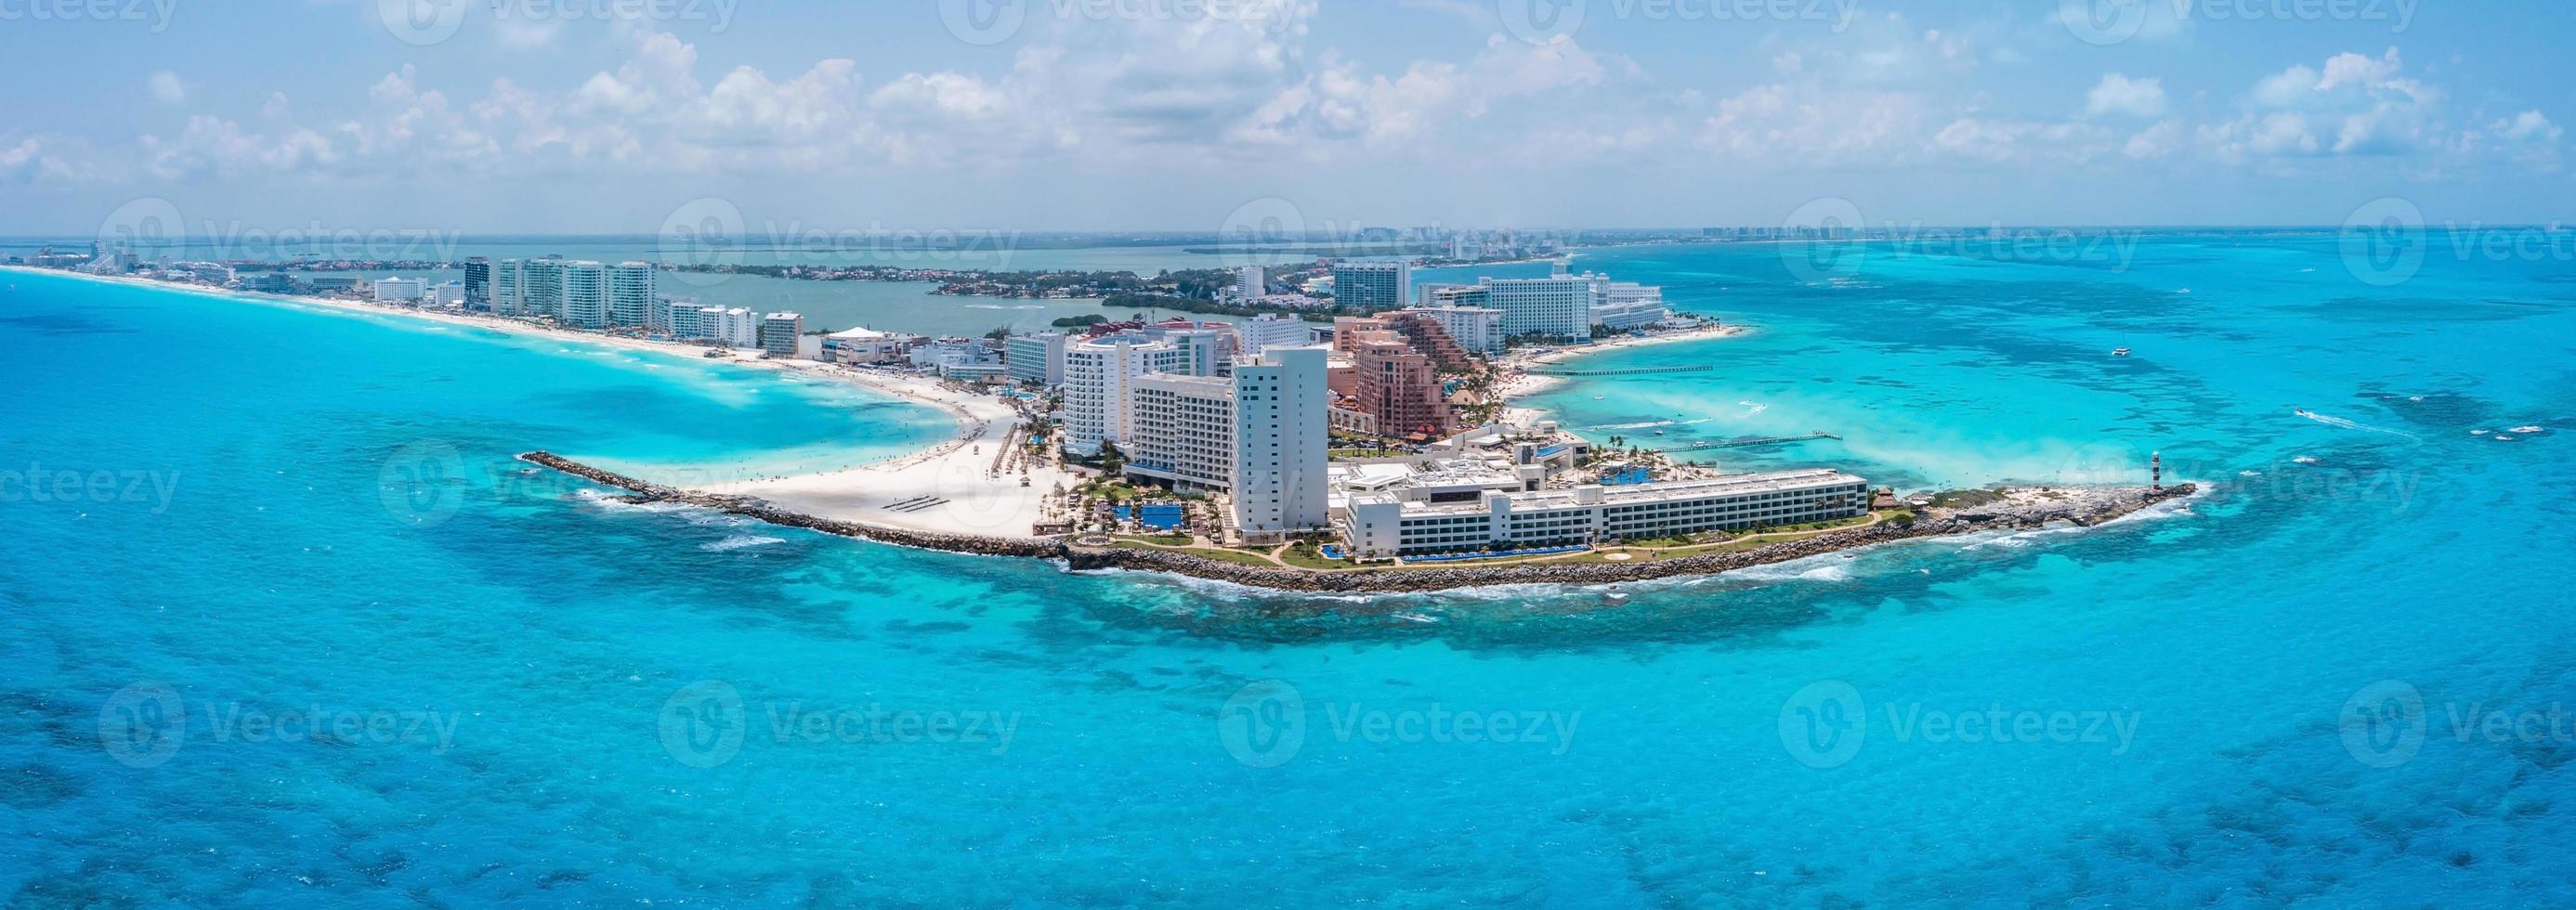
[5,227,2575,906]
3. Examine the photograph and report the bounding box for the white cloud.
[2495,110,2561,144]
[2217,48,2473,160]
[0,137,78,183]
[2124,119,2182,160]
[2086,74,2166,118]
[148,72,188,106]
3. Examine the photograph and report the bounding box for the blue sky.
[0,0,2567,233]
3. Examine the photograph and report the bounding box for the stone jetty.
[519,451,2196,594]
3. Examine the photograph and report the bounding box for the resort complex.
[10,240,1949,570]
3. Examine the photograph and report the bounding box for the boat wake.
[2294,409,2421,442]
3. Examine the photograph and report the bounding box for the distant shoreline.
[0,265,1078,540]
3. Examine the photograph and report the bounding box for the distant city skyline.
[2,1,2568,233]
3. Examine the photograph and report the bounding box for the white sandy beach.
[695,372,1083,540]
[1491,322,1750,426]
[4,264,1077,540]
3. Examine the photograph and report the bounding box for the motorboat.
[2112,347,2132,357]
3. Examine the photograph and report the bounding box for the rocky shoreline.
[521,451,2197,595]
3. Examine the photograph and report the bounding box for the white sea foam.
[700,534,787,552]
[572,488,726,523]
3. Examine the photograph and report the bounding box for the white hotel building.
[557,261,611,330]
[1236,313,1315,355]
[1339,468,1871,558]
[1127,373,1236,491]
[1482,275,1596,342]
[1588,274,1667,332]
[1065,335,1196,455]
[609,261,656,329]
[1109,346,1333,540]
[1405,300,1507,355]
[372,277,426,303]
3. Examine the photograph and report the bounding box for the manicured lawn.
[1113,534,1195,547]
[1277,544,1344,570]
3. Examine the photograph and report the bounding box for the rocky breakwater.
[1061,484,2199,594]
[517,451,1062,559]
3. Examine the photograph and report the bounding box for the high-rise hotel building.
[1481,275,1594,342]
[557,261,610,330]
[609,261,656,329]
[1330,260,1412,312]
[1228,346,1331,539]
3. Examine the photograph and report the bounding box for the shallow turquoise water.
[5,229,2575,907]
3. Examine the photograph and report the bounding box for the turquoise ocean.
[5,229,2574,906]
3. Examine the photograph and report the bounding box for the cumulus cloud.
[111,1,1646,186]
[148,72,187,106]
[2208,48,2489,160]
[2124,119,2183,160]
[2085,74,2166,118]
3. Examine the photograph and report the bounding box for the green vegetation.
[1132,546,1281,567]
[1073,478,1144,501]
[1112,534,1195,547]
[1050,313,1110,328]
[1102,293,1347,320]
[1929,488,2007,509]
[1279,542,1343,570]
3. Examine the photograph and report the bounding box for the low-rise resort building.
[1338,468,1871,559]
